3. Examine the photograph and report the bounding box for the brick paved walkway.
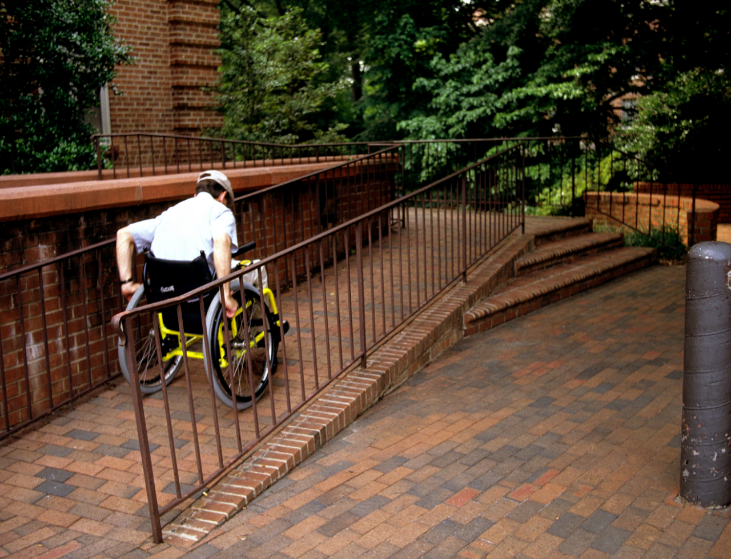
[0,215,566,556]
[2,227,730,558]
[190,264,729,559]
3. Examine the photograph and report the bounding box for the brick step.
[464,246,657,337]
[533,217,593,247]
[516,231,624,276]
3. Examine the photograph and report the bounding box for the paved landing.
[192,265,730,559]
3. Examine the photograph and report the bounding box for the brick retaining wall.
[635,182,731,223]
[0,162,394,433]
[584,191,719,245]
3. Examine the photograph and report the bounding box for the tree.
[400,0,674,140]
[0,0,131,174]
[220,0,488,140]
[217,0,730,181]
[399,1,730,146]
[617,69,731,184]
[357,1,480,140]
[215,6,347,144]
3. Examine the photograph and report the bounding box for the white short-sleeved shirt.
[127,192,238,274]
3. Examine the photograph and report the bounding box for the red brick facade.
[108,0,223,136]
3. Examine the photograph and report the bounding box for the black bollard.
[681,241,731,507]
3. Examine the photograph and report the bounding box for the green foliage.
[399,44,524,140]
[358,2,479,140]
[529,150,624,214]
[220,0,483,140]
[0,118,99,174]
[399,0,673,140]
[616,69,731,183]
[0,0,132,174]
[398,1,731,147]
[215,0,731,156]
[215,7,348,144]
[622,225,687,262]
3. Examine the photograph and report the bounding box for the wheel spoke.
[120,287,183,394]
[209,285,277,409]
[138,334,159,384]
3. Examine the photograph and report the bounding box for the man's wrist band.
[121,278,134,284]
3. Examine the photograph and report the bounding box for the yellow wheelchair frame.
[156,282,281,367]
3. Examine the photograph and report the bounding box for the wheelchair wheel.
[204,281,278,410]
[118,286,184,394]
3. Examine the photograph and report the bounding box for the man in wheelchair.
[116,169,239,318]
[115,170,283,410]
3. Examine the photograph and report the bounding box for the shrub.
[620,224,687,262]
[0,0,131,174]
[527,149,624,216]
[616,69,731,184]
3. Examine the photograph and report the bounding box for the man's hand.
[224,292,239,318]
[121,281,142,302]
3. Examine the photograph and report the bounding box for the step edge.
[466,248,657,325]
[517,235,624,270]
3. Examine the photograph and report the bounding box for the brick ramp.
[163,218,656,546]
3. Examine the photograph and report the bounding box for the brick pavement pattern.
[194,265,731,559]
[1,227,730,557]
[0,216,575,557]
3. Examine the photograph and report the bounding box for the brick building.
[97,0,223,136]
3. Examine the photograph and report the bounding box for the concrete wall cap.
[0,162,343,223]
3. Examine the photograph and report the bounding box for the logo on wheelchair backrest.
[160,286,175,293]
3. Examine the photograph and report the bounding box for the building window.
[621,99,637,123]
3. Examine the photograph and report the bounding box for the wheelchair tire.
[204,281,278,410]
[118,286,184,394]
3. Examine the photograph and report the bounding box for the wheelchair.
[118,241,287,410]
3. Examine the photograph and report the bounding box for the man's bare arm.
[116,227,142,301]
[213,231,239,318]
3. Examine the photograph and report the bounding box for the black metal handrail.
[92,133,378,180]
[111,143,525,541]
[3,132,703,540]
[3,135,698,444]
[0,146,401,441]
[0,238,122,439]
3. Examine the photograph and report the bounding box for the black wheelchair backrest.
[143,251,213,335]
[143,251,212,304]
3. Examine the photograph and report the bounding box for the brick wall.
[167,0,223,135]
[0,201,173,431]
[585,191,719,246]
[0,162,395,435]
[635,182,731,223]
[107,0,222,160]
[108,0,174,135]
[240,162,395,282]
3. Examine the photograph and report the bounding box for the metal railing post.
[120,317,163,543]
[521,145,526,234]
[462,174,467,282]
[356,221,368,369]
[95,136,103,180]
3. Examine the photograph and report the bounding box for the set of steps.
[464,219,657,337]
